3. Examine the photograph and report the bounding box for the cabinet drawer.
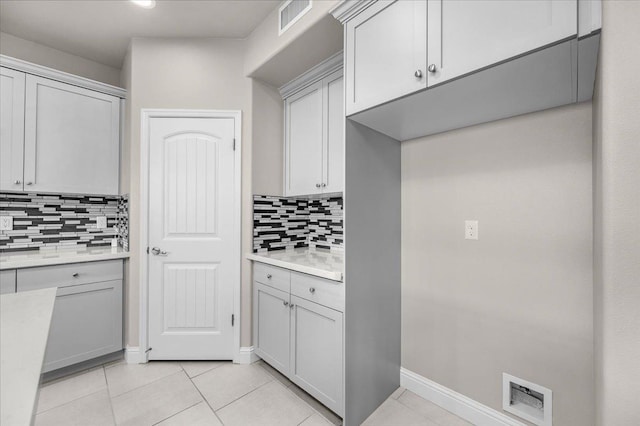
[17,260,123,291]
[1,270,17,294]
[254,263,290,293]
[291,272,344,312]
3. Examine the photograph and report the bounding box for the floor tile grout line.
[35,367,109,416]
[297,413,315,426]
[150,400,203,426]
[394,391,470,426]
[209,373,276,413]
[180,361,227,379]
[102,365,119,425]
[187,371,227,425]
[107,364,185,400]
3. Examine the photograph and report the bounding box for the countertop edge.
[0,251,130,270]
[246,253,343,282]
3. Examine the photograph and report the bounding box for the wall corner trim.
[235,346,260,365]
[400,368,525,426]
[124,346,148,364]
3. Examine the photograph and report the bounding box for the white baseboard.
[124,346,148,364]
[400,368,525,426]
[235,346,260,364]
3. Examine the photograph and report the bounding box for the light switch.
[0,216,13,231]
[465,220,478,240]
[96,216,107,229]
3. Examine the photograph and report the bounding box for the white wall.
[402,102,594,425]
[0,32,121,86]
[123,37,254,347]
[593,2,640,425]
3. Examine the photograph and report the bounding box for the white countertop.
[0,246,130,270]
[246,247,344,281]
[1,288,57,426]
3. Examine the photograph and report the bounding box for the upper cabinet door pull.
[414,69,423,78]
[428,64,437,73]
[72,273,79,278]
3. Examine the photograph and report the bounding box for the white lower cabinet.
[16,260,123,373]
[0,270,17,294]
[290,295,343,415]
[253,263,344,416]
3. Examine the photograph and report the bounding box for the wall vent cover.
[279,0,312,35]
[503,373,553,426]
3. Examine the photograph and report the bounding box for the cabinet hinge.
[233,138,236,151]
[231,314,235,326]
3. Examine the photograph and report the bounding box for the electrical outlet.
[465,220,478,240]
[96,216,107,229]
[0,216,13,231]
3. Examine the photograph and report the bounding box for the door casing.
[138,109,242,363]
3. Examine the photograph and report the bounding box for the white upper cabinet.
[282,54,344,197]
[345,0,426,115]
[285,81,324,197]
[427,0,578,86]
[24,75,120,195]
[0,68,25,192]
[321,71,344,194]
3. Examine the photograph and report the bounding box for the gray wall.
[402,102,594,425]
[345,121,401,426]
[122,37,254,348]
[0,31,121,86]
[251,79,283,196]
[593,2,640,425]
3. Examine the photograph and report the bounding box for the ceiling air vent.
[279,0,312,35]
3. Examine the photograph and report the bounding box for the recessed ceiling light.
[130,0,156,9]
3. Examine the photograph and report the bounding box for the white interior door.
[148,115,237,360]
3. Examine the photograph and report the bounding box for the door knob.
[428,64,437,73]
[151,247,168,256]
[414,69,423,78]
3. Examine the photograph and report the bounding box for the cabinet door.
[254,282,291,375]
[0,67,25,191]
[24,75,120,195]
[345,0,427,115]
[322,71,344,194]
[0,270,17,294]
[16,277,123,372]
[427,0,577,86]
[290,295,343,416]
[285,81,324,196]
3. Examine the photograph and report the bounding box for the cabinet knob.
[283,301,289,307]
[26,182,33,185]
[14,180,21,185]
[309,287,316,294]
[72,273,79,278]
[267,274,272,279]
[290,304,295,309]
[321,183,326,188]
[414,69,423,79]
[316,183,321,188]
[428,64,437,73]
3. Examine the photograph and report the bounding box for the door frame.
[138,109,242,363]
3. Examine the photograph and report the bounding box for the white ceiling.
[0,0,281,68]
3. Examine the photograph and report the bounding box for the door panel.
[254,282,291,375]
[345,0,427,115]
[148,116,237,360]
[290,296,343,416]
[285,82,324,196]
[322,71,344,194]
[23,75,120,194]
[428,0,577,86]
[0,67,25,191]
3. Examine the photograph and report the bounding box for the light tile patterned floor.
[34,360,473,425]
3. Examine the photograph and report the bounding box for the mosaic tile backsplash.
[0,192,129,253]
[253,195,343,253]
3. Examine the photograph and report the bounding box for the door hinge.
[233,138,236,151]
[231,314,235,327]
[146,246,149,254]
